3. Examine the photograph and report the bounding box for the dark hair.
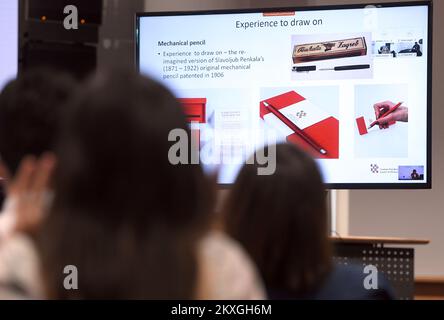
[37,70,213,299]
[223,143,331,297]
[0,68,76,175]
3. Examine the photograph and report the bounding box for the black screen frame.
[135,1,433,190]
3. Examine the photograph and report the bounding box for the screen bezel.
[135,1,433,190]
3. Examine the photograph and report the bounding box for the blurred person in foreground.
[27,69,264,299]
[223,143,394,300]
[0,69,75,298]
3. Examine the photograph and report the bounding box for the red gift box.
[178,98,207,151]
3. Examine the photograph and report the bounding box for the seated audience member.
[0,69,75,298]
[29,70,264,299]
[223,143,394,300]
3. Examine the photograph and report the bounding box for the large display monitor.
[136,2,432,189]
[0,0,19,91]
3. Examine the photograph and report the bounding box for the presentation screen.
[0,0,18,91]
[136,2,432,189]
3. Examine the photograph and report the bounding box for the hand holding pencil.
[372,101,408,129]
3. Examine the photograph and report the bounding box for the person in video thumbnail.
[373,101,408,129]
[411,169,420,180]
